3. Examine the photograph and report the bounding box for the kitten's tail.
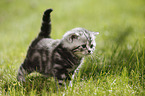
[38,8,53,38]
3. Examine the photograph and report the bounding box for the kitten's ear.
[68,33,79,43]
[92,32,99,36]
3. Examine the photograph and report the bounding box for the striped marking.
[53,64,63,69]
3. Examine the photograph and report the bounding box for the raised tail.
[38,8,53,38]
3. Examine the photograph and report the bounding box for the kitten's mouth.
[86,52,93,56]
[87,53,92,55]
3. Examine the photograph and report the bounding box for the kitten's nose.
[88,50,91,53]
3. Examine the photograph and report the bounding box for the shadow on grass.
[4,75,58,95]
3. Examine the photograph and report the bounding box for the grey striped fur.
[17,9,99,87]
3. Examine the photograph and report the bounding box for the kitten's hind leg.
[17,60,34,82]
[17,64,28,82]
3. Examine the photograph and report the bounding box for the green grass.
[0,0,145,95]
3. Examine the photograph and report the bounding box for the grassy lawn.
[0,0,145,95]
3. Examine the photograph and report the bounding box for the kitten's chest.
[52,46,82,73]
[66,64,79,73]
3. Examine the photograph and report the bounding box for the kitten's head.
[61,28,99,57]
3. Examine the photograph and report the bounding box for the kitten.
[17,8,99,87]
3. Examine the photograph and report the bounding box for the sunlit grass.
[0,0,145,95]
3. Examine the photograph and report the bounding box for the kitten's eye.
[90,44,93,48]
[82,44,86,48]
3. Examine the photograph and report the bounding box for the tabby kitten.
[17,9,99,87]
